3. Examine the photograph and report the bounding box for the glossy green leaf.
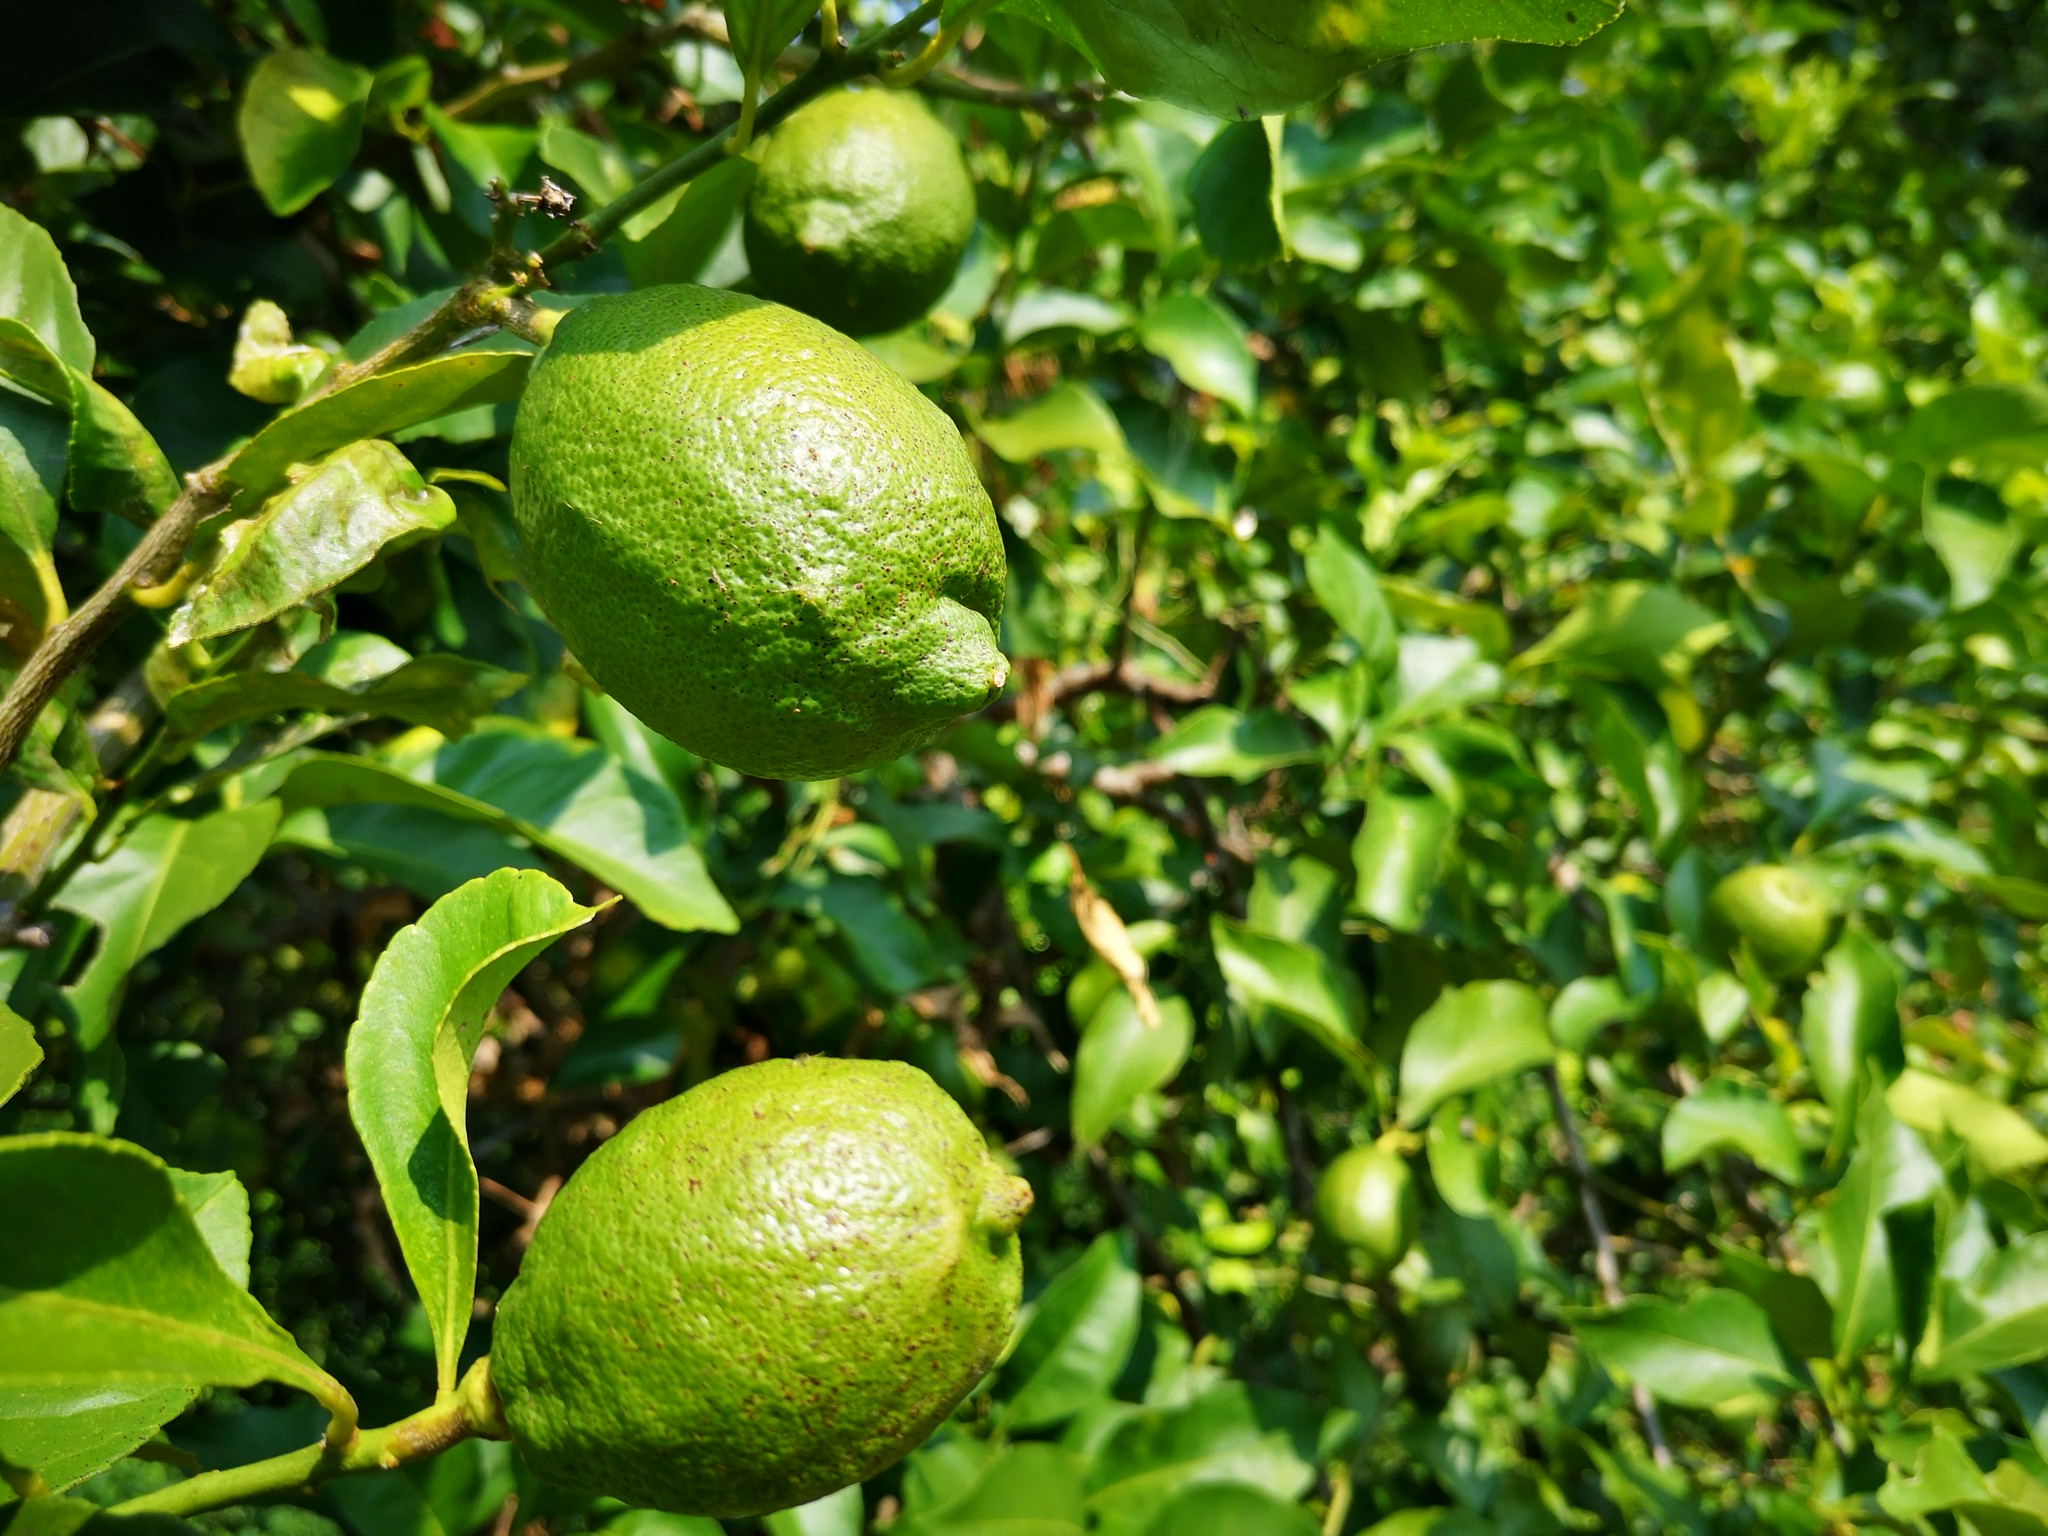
[620,155,756,289]
[1573,1288,1790,1408]
[1135,294,1255,414]
[1642,303,1746,478]
[1085,1381,1315,1528]
[976,382,1127,462]
[1071,990,1194,1149]
[1304,528,1397,674]
[1923,475,2018,610]
[1887,1068,2048,1176]
[1188,123,1281,270]
[898,1443,1086,1535]
[1662,1079,1804,1185]
[164,641,525,741]
[1149,707,1316,780]
[227,300,328,405]
[50,802,283,1049]
[0,206,92,375]
[761,1485,865,1536]
[999,1233,1142,1430]
[1145,1483,1319,1536]
[0,1002,40,1109]
[1893,382,2048,467]
[280,729,737,932]
[171,441,456,646]
[1397,981,1551,1127]
[1002,287,1134,345]
[1799,928,1902,1115]
[347,868,600,1393]
[1211,916,1370,1075]
[0,420,67,655]
[1715,1242,1834,1363]
[237,49,374,216]
[165,1167,254,1289]
[276,802,547,902]
[0,1135,351,1434]
[224,342,532,501]
[1514,582,1728,687]
[1929,1233,2048,1380]
[0,317,179,524]
[1816,1085,1941,1361]
[1351,786,1452,932]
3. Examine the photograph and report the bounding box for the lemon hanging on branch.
[491,1057,1033,1517]
[744,87,977,337]
[508,284,1007,780]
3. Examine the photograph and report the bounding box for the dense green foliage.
[3,0,2048,1533]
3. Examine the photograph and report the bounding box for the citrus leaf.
[1135,294,1255,415]
[1886,1068,2048,1176]
[1351,786,1452,932]
[276,803,547,903]
[1799,928,1902,1116]
[1150,707,1316,780]
[1212,915,1369,1076]
[1513,581,1728,687]
[1930,1233,2048,1381]
[164,650,525,741]
[49,802,283,1050]
[0,418,67,655]
[171,440,456,646]
[0,1134,353,1436]
[1070,990,1194,1150]
[761,1485,865,1536]
[227,300,328,405]
[1085,1381,1315,1526]
[1923,475,2018,610]
[1573,1288,1791,1408]
[0,1386,197,1497]
[1145,1484,1320,1536]
[1815,1083,1941,1362]
[1304,528,1397,675]
[0,205,93,376]
[1893,382,2048,467]
[224,342,533,502]
[280,729,738,932]
[999,1233,1142,1430]
[1188,123,1281,269]
[1662,1078,1804,1185]
[347,868,601,1394]
[0,1001,40,1109]
[0,317,179,524]
[237,49,374,216]
[1397,981,1551,1127]
[976,382,1127,462]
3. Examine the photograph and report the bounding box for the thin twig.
[1543,1063,1674,1468]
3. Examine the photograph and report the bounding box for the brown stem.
[0,473,225,784]
[1544,1064,1674,1467]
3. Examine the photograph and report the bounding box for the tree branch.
[1543,1064,1674,1468]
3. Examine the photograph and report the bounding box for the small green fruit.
[508,284,1007,781]
[491,1057,1032,1518]
[1314,1145,1417,1279]
[744,88,976,337]
[1705,864,1835,980]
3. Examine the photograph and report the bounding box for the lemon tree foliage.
[1,0,2047,1531]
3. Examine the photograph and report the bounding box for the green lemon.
[744,88,975,337]
[1705,864,1836,980]
[1313,1145,1417,1280]
[508,284,1007,780]
[491,1057,1032,1518]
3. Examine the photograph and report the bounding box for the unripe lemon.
[1314,1145,1417,1280]
[1704,864,1835,981]
[491,1057,1032,1518]
[508,285,1007,780]
[744,88,975,337]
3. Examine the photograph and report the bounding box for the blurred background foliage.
[3,0,2048,1532]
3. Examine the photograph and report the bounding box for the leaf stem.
[105,1358,506,1521]
[1542,1063,1675,1468]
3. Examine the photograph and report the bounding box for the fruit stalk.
[105,1358,507,1521]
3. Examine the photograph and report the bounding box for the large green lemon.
[1314,1144,1417,1280]
[508,284,1007,780]
[1705,864,1836,981]
[491,1057,1032,1518]
[1054,0,1622,119]
[744,88,975,336]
